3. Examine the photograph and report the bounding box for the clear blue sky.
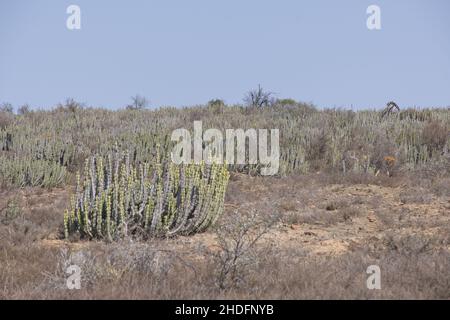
[1,0,449,110]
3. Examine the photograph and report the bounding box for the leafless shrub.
[421,121,448,154]
[324,198,349,211]
[0,111,13,129]
[17,104,31,115]
[280,210,304,225]
[56,98,84,113]
[0,197,22,225]
[381,232,436,257]
[126,95,149,110]
[103,242,193,280]
[374,208,398,226]
[399,188,433,204]
[205,210,278,290]
[39,248,98,291]
[2,217,449,299]
[40,242,197,293]
[278,200,297,212]
[0,102,13,114]
[243,85,275,108]
[431,177,450,197]
[339,206,361,222]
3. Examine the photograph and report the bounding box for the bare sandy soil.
[1,173,449,299]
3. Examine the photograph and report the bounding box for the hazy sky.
[1,0,449,109]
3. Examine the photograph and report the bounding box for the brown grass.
[0,170,449,299]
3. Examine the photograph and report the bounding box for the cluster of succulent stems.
[64,151,230,240]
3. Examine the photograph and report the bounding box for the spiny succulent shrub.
[63,152,230,241]
[0,156,66,188]
[2,103,449,186]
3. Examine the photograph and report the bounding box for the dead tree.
[243,85,274,108]
[127,95,148,110]
[381,101,400,118]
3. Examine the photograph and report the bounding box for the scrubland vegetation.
[0,99,449,299]
[1,99,449,184]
